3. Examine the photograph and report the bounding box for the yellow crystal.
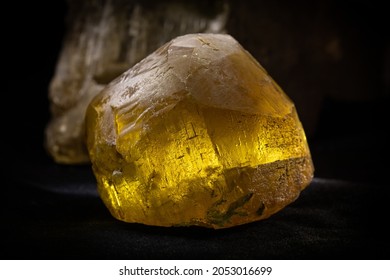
[86,33,314,229]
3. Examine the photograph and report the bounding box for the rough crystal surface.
[86,33,314,229]
[46,0,229,164]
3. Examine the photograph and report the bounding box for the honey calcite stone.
[86,33,314,229]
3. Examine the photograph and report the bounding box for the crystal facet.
[86,33,314,229]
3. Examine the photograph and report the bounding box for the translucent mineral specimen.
[86,33,314,229]
[45,0,229,164]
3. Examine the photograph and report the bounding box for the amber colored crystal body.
[86,34,314,228]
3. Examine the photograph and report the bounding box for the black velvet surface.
[2,161,389,259]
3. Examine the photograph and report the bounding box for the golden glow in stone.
[86,33,314,229]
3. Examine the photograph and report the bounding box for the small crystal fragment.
[86,33,314,229]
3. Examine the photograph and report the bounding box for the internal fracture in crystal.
[86,33,314,229]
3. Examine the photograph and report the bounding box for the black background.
[2,0,389,259]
